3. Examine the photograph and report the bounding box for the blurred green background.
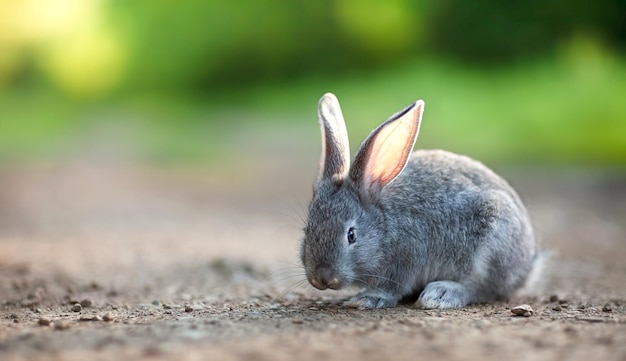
[1,0,625,167]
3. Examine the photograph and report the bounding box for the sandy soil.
[1,160,625,361]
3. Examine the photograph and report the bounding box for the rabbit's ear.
[318,93,350,182]
[351,100,424,196]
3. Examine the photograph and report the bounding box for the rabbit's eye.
[347,227,357,245]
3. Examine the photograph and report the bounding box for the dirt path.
[1,161,625,361]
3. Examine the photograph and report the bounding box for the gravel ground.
[0,161,625,361]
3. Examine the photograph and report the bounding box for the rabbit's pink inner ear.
[363,101,423,189]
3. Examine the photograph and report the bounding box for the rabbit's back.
[404,150,514,194]
[388,149,527,212]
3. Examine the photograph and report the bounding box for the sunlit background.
[1,0,625,168]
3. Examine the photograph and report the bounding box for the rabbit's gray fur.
[301,93,537,309]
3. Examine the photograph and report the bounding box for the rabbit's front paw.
[417,281,471,309]
[344,291,398,309]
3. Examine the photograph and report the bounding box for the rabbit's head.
[301,93,424,291]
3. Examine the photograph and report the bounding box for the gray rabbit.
[300,93,537,309]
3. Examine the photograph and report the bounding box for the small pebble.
[602,302,613,312]
[151,300,161,306]
[292,318,304,324]
[558,299,569,305]
[549,295,559,303]
[80,299,93,308]
[54,321,70,331]
[511,304,534,317]
[38,317,51,326]
[71,303,83,312]
[552,304,562,311]
[185,305,194,313]
[79,315,103,322]
[102,313,113,322]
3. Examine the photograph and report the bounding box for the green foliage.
[232,38,626,166]
[104,0,625,91]
[1,1,625,166]
[0,92,82,161]
[426,0,626,63]
[106,0,432,92]
[2,37,624,166]
[112,0,404,91]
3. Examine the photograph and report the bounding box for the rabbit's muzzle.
[310,267,342,290]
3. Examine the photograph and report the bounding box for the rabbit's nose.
[311,267,340,290]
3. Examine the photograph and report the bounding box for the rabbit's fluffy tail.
[516,249,554,296]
